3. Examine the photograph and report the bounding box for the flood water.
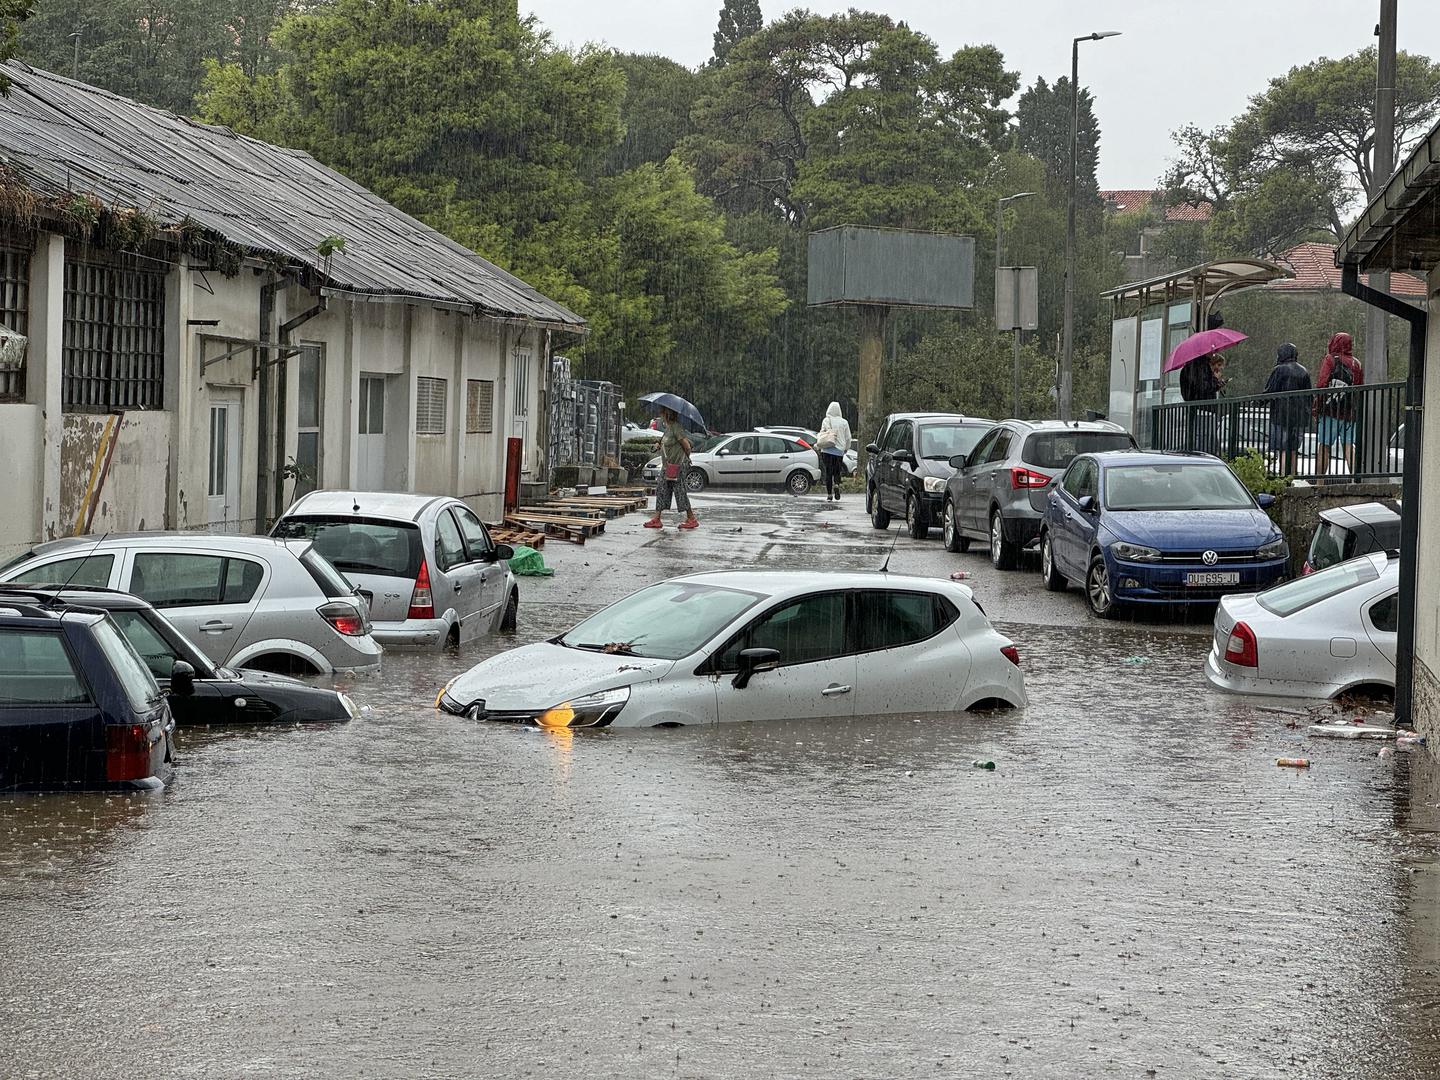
[3,495,1438,1078]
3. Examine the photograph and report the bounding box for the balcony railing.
[1148,381,1407,483]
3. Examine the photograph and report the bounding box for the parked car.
[622,422,661,444]
[0,586,360,725]
[1303,499,1401,574]
[0,535,379,676]
[679,432,821,494]
[1205,551,1397,699]
[757,426,860,476]
[437,570,1025,727]
[943,419,1136,568]
[273,491,518,650]
[0,596,175,791]
[641,433,727,484]
[866,413,993,539]
[1037,451,1290,619]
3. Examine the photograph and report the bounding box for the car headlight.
[537,686,630,730]
[1111,542,1162,562]
[338,692,361,720]
[923,476,946,493]
[1257,538,1289,561]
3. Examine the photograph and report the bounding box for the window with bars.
[0,233,34,403]
[467,379,494,433]
[62,255,166,411]
[416,376,447,435]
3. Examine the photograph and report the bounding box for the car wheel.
[906,495,929,540]
[942,500,970,553]
[1040,532,1067,592]
[989,510,1020,571]
[684,467,707,493]
[787,470,812,496]
[1084,553,1118,619]
[500,590,518,633]
[870,489,890,530]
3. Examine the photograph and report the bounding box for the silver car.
[0,535,380,675]
[681,432,821,495]
[273,491,518,650]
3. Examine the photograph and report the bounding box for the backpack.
[1324,357,1355,413]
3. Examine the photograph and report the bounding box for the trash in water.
[1276,757,1311,768]
[1122,656,1152,665]
[971,759,996,771]
[949,571,970,581]
[1307,723,1395,740]
[1378,746,1396,759]
[1397,732,1427,751]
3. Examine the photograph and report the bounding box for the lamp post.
[996,191,1035,418]
[1060,30,1120,421]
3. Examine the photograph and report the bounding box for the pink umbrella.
[1163,328,1248,374]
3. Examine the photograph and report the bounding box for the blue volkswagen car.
[1038,451,1289,618]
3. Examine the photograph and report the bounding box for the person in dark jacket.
[1263,342,1311,476]
[1179,353,1226,453]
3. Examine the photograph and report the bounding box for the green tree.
[711,0,760,65]
[0,0,31,90]
[1015,75,1100,201]
[604,53,704,175]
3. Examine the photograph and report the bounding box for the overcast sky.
[522,0,1440,189]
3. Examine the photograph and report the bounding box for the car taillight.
[1010,467,1051,490]
[408,561,435,620]
[1224,621,1259,668]
[796,438,812,449]
[106,723,152,782]
[319,601,366,637]
[1001,645,1021,666]
[1300,562,1313,575]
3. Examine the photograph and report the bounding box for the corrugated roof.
[1269,241,1426,298]
[0,62,586,330]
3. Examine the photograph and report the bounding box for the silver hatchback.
[273,491,518,650]
[0,535,380,675]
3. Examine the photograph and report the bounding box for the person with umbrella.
[640,394,702,531]
[1166,327,1246,454]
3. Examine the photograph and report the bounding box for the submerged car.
[1038,451,1289,618]
[437,571,1025,728]
[0,587,359,726]
[0,596,175,791]
[1302,499,1401,575]
[1205,551,1398,699]
[867,413,994,539]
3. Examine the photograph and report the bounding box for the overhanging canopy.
[1338,116,1440,274]
[1102,258,1294,319]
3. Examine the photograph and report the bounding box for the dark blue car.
[1038,451,1289,618]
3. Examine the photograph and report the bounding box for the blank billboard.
[807,225,975,309]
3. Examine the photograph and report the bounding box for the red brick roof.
[1269,241,1427,298]
[1100,189,1213,223]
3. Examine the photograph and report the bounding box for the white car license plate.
[1186,571,1239,587]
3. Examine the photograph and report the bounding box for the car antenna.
[877,522,900,574]
[43,531,111,608]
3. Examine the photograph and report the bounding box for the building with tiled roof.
[1268,241,1426,300]
[1100,189,1213,224]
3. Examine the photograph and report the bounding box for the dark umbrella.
[638,392,707,432]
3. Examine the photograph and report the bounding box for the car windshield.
[1103,464,1254,512]
[272,517,422,578]
[559,581,764,660]
[1306,521,1350,573]
[1024,432,1133,470]
[108,608,209,681]
[89,615,163,711]
[918,424,985,461]
[1258,557,1382,617]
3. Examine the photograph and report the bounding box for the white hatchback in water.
[1205,551,1398,699]
[438,571,1026,728]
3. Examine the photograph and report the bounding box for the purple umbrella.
[1163,328,1248,374]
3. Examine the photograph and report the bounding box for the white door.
[849,590,972,715]
[357,375,387,490]
[452,504,507,632]
[712,592,856,722]
[206,397,241,527]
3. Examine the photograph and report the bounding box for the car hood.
[446,641,676,711]
[1103,509,1278,549]
[916,458,957,480]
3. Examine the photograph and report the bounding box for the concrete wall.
[1414,265,1440,743]
[1271,483,1403,576]
[59,412,171,536]
[0,404,41,561]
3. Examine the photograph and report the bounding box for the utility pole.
[69,32,82,80]
[1366,0,1396,385]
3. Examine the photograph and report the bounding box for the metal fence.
[547,356,624,474]
[1148,382,1407,483]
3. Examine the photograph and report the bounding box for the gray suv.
[942,420,1136,569]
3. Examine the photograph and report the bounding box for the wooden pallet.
[553,496,646,516]
[488,524,545,549]
[505,512,604,544]
[518,503,608,521]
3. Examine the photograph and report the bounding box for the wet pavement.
[3,491,1440,1078]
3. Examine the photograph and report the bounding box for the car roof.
[666,569,972,597]
[999,419,1129,434]
[0,586,152,611]
[25,533,310,558]
[1086,450,1224,468]
[885,412,989,425]
[283,490,456,522]
[1318,500,1403,528]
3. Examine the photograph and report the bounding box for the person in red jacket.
[1312,332,1363,485]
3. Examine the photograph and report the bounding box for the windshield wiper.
[560,640,645,655]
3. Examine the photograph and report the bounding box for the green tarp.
[506,545,554,577]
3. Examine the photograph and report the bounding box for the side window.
[108,610,179,681]
[885,422,911,452]
[221,559,264,605]
[8,554,114,588]
[723,436,756,456]
[0,629,89,705]
[1079,461,1099,500]
[130,553,227,608]
[715,592,847,671]
[452,505,493,562]
[756,437,787,456]
[986,431,1014,464]
[434,512,466,573]
[1061,459,1088,497]
[1368,593,1398,634]
[856,591,948,651]
[967,429,999,466]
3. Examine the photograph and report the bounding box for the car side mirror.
[894,449,915,464]
[1256,493,1276,509]
[865,443,880,455]
[949,454,966,470]
[731,647,781,690]
[718,449,730,456]
[170,660,196,697]
[1077,495,1097,513]
[491,543,515,562]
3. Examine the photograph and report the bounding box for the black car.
[866,413,994,539]
[0,587,358,726]
[1303,500,1402,575]
[0,596,175,791]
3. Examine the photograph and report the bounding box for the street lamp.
[1060,29,1120,421]
[995,191,1035,418]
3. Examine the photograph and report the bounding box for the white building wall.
[1414,266,1440,741]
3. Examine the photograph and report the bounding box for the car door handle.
[454,582,463,592]
[821,684,852,697]
[200,620,233,633]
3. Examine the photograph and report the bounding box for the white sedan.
[437,570,1026,728]
[1205,551,1398,699]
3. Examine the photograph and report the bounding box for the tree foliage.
[711,0,760,66]
[1015,75,1100,202]
[0,0,30,90]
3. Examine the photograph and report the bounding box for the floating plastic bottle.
[1276,757,1311,769]
[971,759,996,770]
